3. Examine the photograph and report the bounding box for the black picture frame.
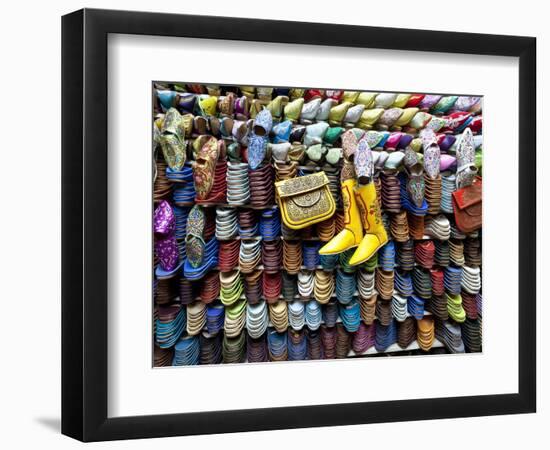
[62,8,537,442]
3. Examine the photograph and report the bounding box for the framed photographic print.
[62,8,536,442]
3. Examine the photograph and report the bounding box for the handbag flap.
[452,177,482,210]
[275,172,329,198]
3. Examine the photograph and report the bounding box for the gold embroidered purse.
[275,172,336,230]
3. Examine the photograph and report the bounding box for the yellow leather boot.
[349,181,388,265]
[319,178,363,255]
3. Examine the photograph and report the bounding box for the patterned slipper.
[193,136,219,200]
[185,205,206,268]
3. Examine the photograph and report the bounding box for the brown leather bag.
[452,177,482,234]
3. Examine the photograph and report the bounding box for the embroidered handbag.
[452,176,482,234]
[275,172,336,230]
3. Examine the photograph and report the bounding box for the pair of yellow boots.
[320,179,387,265]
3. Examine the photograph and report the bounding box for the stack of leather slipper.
[155,304,186,348]
[339,248,358,272]
[434,240,450,267]
[218,240,239,272]
[417,317,435,351]
[247,335,268,363]
[430,268,445,296]
[222,331,246,363]
[464,237,482,266]
[173,206,190,241]
[297,270,314,298]
[307,330,323,360]
[336,324,352,358]
[412,267,432,298]
[282,273,298,300]
[426,293,448,320]
[444,266,463,294]
[390,211,409,242]
[288,301,305,330]
[396,239,415,270]
[375,320,397,352]
[303,242,321,269]
[305,300,322,330]
[397,317,416,348]
[246,301,269,338]
[440,173,456,213]
[375,269,394,300]
[267,330,288,361]
[173,335,200,365]
[314,270,335,304]
[224,299,247,337]
[352,322,376,353]
[376,299,393,326]
[381,172,402,212]
[269,300,288,332]
[220,270,244,306]
[449,240,465,266]
[274,161,298,181]
[394,270,413,296]
[320,325,337,359]
[199,270,220,304]
[461,265,481,294]
[288,329,307,361]
[154,345,173,367]
[335,270,357,304]
[196,159,227,204]
[203,210,216,240]
[461,291,479,319]
[165,164,193,184]
[283,240,302,273]
[173,181,196,206]
[238,210,258,238]
[243,270,263,304]
[262,239,282,273]
[259,208,281,240]
[319,253,338,271]
[359,295,377,325]
[424,174,442,214]
[206,303,225,334]
[200,332,223,365]
[316,217,336,241]
[415,240,435,269]
[407,213,425,240]
[215,207,238,240]
[154,160,173,202]
[262,271,282,303]
[358,270,375,299]
[446,292,466,323]
[378,241,395,271]
[391,293,408,321]
[450,223,467,240]
[462,318,482,352]
[424,214,451,240]
[339,299,361,332]
[249,164,275,207]
[155,279,176,305]
[226,162,250,205]
[322,300,339,327]
[436,320,465,353]
[239,239,262,273]
[324,166,342,208]
[186,301,207,335]
[281,224,299,241]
